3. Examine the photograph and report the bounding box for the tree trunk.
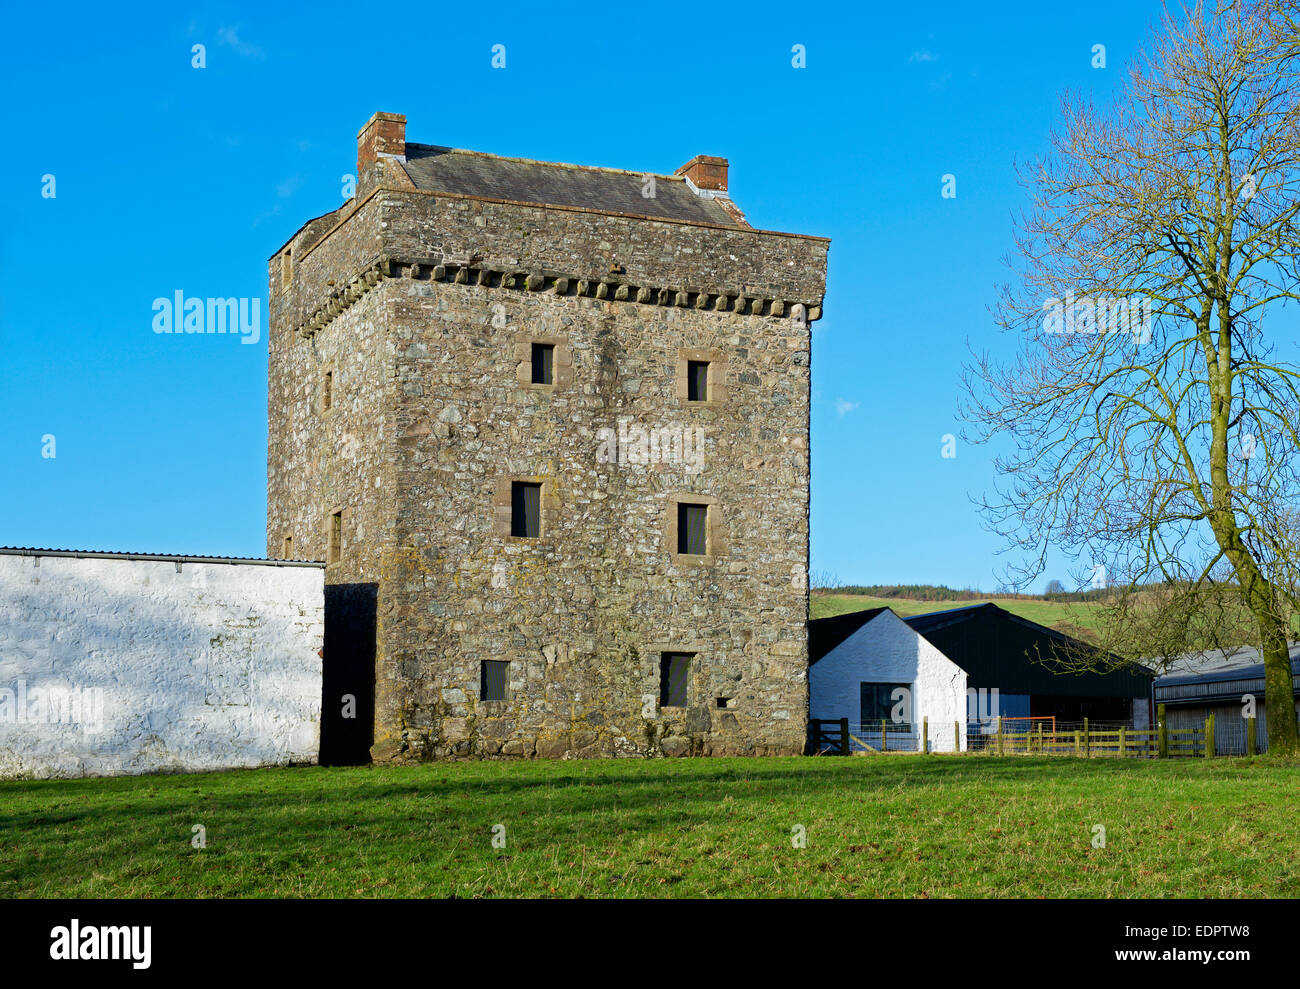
[1256,608,1298,755]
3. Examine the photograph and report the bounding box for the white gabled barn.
[809,607,967,752]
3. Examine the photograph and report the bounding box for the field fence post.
[922,716,928,755]
[881,718,887,753]
[954,721,960,753]
[996,717,1004,756]
[1119,726,1126,759]
[839,717,849,757]
[1247,716,1257,757]
[1158,704,1168,758]
[1205,714,1214,758]
[1083,717,1090,758]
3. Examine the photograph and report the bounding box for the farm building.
[808,607,967,752]
[903,603,1154,729]
[1152,645,1300,755]
[0,547,325,779]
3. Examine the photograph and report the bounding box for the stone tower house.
[267,112,828,761]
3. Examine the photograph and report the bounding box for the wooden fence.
[812,705,1253,758]
[809,718,850,756]
[963,705,1225,758]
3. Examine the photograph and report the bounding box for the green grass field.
[811,593,1104,637]
[3,756,1296,898]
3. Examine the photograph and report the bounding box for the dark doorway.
[1031,694,1133,722]
[319,582,377,765]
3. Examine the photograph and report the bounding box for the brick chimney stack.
[674,154,728,193]
[357,112,406,175]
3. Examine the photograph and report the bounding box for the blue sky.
[0,0,1161,591]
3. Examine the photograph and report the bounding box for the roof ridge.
[404,142,692,184]
[0,546,324,567]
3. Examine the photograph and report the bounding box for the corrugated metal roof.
[1154,646,1300,687]
[902,602,997,631]
[401,144,742,227]
[0,546,324,567]
[904,602,1152,696]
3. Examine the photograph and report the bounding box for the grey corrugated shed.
[1155,645,1300,686]
[402,144,740,226]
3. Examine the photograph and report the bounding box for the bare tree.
[965,1,1300,752]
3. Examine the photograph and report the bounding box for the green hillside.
[811,593,1103,640]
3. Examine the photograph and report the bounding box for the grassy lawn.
[2,755,1297,898]
[811,593,1103,636]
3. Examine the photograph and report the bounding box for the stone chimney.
[674,154,728,193]
[357,112,406,175]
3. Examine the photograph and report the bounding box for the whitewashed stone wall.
[810,610,968,752]
[0,553,324,779]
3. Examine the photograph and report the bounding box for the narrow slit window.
[282,248,293,287]
[282,535,293,559]
[531,343,554,385]
[328,511,342,563]
[481,660,509,702]
[511,482,542,538]
[660,653,692,708]
[687,361,709,402]
[322,370,333,411]
[677,502,708,555]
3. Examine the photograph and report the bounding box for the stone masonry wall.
[268,174,827,760]
[268,206,400,761]
[379,275,812,758]
[377,189,827,307]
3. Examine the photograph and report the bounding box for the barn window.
[328,511,342,563]
[860,682,910,730]
[660,653,692,708]
[531,343,554,385]
[687,360,709,402]
[481,660,509,702]
[677,502,708,555]
[511,482,542,538]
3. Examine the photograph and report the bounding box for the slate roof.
[401,144,742,227]
[808,607,891,665]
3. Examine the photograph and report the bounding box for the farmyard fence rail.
[810,705,1253,758]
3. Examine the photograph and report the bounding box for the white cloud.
[217,26,264,58]
[908,50,938,63]
[834,398,859,417]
